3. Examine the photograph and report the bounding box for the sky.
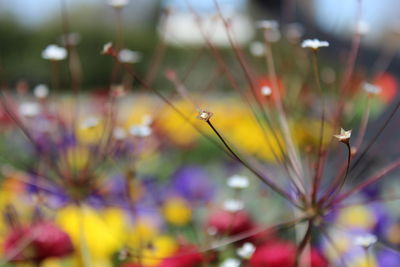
[0,0,98,26]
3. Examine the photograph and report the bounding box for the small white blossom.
[41,45,67,61]
[118,49,141,63]
[113,127,127,140]
[107,0,129,8]
[356,20,370,35]
[223,199,244,212]
[256,20,279,31]
[237,242,256,259]
[363,82,381,95]
[301,39,329,50]
[129,125,152,137]
[197,110,213,121]
[249,42,265,57]
[19,102,41,117]
[334,128,352,143]
[102,42,113,55]
[354,233,377,248]
[220,258,241,267]
[227,175,249,189]
[261,86,272,96]
[81,117,100,129]
[33,84,49,99]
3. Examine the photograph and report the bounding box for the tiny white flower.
[220,258,241,267]
[107,0,129,8]
[237,242,256,259]
[142,114,153,126]
[113,127,127,140]
[363,82,381,95]
[301,39,329,50]
[33,84,49,99]
[227,175,249,189]
[223,199,244,212]
[354,233,377,248]
[356,20,370,35]
[261,86,272,96]
[249,42,265,57]
[118,49,141,63]
[19,102,41,117]
[81,117,100,129]
[42,45,67,61]
[101,42,113,55]
[197,110,213,121]
[256,20,279,31]
[129,125,152,137]
[333,128,352,143]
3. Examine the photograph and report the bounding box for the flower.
[162,197,192,226]
[41,45,67,61]
[333,128,352,143]
[170,165,215,203]
[207,209,253,236]
[197,110,213,121]
[227,175,249,189]
[101,42,114,55]
[33,84,49,99]
[129,124,152,137]
[4,221,74,262]
[249,42,265,57]
[157,245,204,267]
[220,258,241,267]
[355,20,370,35]
[256,20,279,31]
[301,39,329,50]
[237,242,256,259]
[118,49,141,63]
[363,82,381,95]
[250,241,296,267]
[107,0,130,8]
[261,86,272,96]
[223,199,244,212]
[354,233,377,248]
[19,102,41,117]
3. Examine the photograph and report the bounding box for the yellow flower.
[76,117,105,144]
[64,146,90,171]
[56,205,126,261]
[336,205,376,229]
[128,217,159,249]
[141,235,178,266]
[162,197,192,226]
[158,100,202,146]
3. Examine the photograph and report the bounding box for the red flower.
[4,222,73,263]
[250,241,328,267]
[255,76,286,105]
[250,241,296,267]
[301,248,328,267]
[373,73,398,103]
[207,209,254,236]
[158,245,204,267]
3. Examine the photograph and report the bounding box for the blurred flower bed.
[1,1,400,267]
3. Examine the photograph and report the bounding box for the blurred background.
[1,0,400,89]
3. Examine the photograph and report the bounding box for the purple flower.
[170,165,215,204]
[377,249,400,267]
